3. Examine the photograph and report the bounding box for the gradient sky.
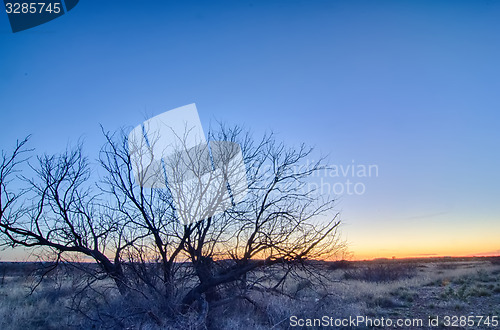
[1,0,499,260]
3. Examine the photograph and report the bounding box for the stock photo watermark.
[3,0,80,33]
[296,159,379,196]
[127,103,378,228]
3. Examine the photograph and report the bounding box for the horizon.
[1,254,499,263]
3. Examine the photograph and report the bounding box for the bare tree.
[0,125,344,325]
[100,125,342,311]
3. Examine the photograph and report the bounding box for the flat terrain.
[0,257,499,329]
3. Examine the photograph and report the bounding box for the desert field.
[0,257,499,329]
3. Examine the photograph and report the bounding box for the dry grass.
[0,276,78,329]
[0,258,499,329]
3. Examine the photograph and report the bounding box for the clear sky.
[1,0,499,260]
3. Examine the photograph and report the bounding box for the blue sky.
[1,0,499,259]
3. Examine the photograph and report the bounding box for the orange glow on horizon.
[344,216,500,261]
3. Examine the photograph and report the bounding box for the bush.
[328,260,352,271]
[489,257,500,265]
[343,263,417,282]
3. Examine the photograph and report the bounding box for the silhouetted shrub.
[343,263,417,282]
[489,257,500,265]
[328,260,352,271]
